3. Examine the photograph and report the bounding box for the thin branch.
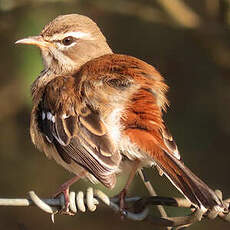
[156,0,201,28]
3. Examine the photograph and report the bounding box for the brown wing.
[36,76,121,188]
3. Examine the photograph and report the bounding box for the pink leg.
[53,171,86,214]
[119,160,140,213]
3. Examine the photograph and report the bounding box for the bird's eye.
[62,36,74,46]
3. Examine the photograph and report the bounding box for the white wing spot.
[42,111,46,120]
[52,115,56,123]
[47,112,52,121]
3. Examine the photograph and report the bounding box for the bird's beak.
[15,35,49,48]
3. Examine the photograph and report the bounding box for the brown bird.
[16,14,223,212]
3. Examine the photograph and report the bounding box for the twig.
[156,0,201,28]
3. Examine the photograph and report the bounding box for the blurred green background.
[0,0,230,229]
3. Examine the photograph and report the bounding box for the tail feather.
[156,150,223,210]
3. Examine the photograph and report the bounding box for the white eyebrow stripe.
[51,31,92,41]
[64,31,91,39]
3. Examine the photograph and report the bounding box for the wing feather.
[36,76,121,188]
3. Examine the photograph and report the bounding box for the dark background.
[0,0,230,229]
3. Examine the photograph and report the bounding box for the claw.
[53,185,74,215]
[52,175,82,215]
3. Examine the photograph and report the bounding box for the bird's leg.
[53,171,87,214]
[119,160,140,214]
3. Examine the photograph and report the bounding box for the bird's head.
[16,14,112,75]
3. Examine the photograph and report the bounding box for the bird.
[16,14,224,213]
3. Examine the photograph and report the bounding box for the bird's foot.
[53,175,82,215]
[53,184,74,216]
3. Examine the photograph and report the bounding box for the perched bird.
[16,14,223,212]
